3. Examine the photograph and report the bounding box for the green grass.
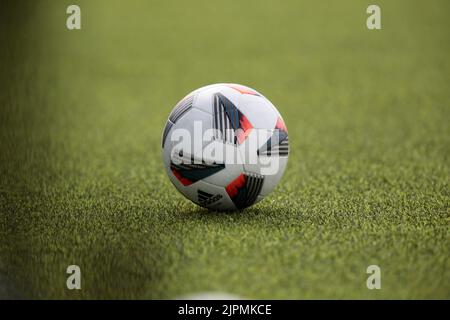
[0,0,449,299]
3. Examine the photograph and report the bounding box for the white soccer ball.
[161,83,289,211]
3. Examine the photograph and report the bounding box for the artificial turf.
[0,0,449,299]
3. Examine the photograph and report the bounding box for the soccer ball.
[161,83,289,211]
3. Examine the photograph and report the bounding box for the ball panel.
[192,86,215,115]
[162,107,213,156]
[192,84,240,115]
[237,94,278,129]
[202,141,244,187]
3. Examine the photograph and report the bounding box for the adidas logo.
[197,190,223,206]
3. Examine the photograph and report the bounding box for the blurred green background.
[0,0,449,299]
